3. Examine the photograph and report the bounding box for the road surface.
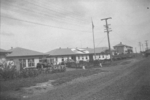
[24,57,150,100]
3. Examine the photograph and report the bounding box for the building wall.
[35,58,40,66]
[50,54,110,64]
[7,56,43,70]
[124,46,127,54]
[114,46,124,54]
[6,54,111,70]
[114,46,133,54]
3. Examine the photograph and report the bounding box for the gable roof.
[7,47,47,57]
[47,48,76,56]
[0,48,11,53]
[47,47,109,56]
[114,42,132,48]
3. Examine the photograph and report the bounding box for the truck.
[36,58,54,69]
[36,58,66,72]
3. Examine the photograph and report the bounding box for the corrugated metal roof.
[7,47,47,57]
[47,47,108,56]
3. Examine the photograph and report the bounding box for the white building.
[47,47,110,64]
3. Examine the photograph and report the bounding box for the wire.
[1,3,86,27]
[7,0,89,24]
[8,6,85,27]
[1,1,101,32]
[24,0,89,23]
[1,15,91,33]
[96,36,107,47]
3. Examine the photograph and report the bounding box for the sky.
[0,0,150,53]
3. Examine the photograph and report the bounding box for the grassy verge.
[0,69,104,92]
[0,68,104,99]
[0,59,133,92]
[51,69,106,86]
[0,58,134,100]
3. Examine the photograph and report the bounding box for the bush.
[0,64,66,80]
[89,60,100,66]
[0,66,40,80]
[0,65,19,80]
[19,68,40,78]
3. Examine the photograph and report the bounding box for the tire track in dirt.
[24,58,142,100]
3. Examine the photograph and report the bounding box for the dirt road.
[24,57,150,100]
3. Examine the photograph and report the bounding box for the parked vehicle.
[36,58,53,69]
[36,58,66,72]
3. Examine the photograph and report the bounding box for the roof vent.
[11,47,13,50]
[59,47,61,49]
[120,42,122,44]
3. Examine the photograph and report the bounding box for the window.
[28,59,34,67]
[19,59,26,69]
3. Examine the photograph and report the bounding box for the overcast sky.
[0,0,150,53]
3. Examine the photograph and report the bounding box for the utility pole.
[145,40,148,50]
[141,43,143,52]
[135,47,137,53]
[139,42,141,53]
[101,17,112,61]
[91,18,96,60]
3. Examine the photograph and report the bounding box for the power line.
[15,0,89,24]
[24,0,89,23]
[2,3,86,27]
[1,15,91,33]
[96,36,106,47]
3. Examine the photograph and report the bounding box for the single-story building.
[47,47,111,64]
[7,47,47,70]
[113,42,133,54]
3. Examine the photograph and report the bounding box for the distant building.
[7,47,47,70]
[47,47,111,64]
[113,42,133,54]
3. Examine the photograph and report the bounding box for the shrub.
[0,65,19,80]
[19,68,40,78]
[66,62,79,68]
[0,64,66,81]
